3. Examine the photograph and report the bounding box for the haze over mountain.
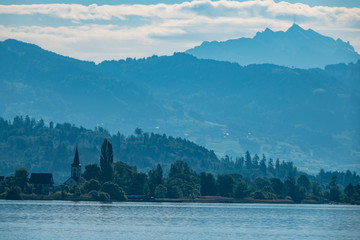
[0,38,359,173]
[0,39,172,132]
[186,24,360,69]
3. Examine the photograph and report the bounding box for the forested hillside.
[1,116,359,189]
[0,116,225,182]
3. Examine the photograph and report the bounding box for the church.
[64,146,86,186]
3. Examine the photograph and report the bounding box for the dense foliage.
[1,123,359,204]
[0,116,223,181]
[2,157,360,204]
[1,116,359,189]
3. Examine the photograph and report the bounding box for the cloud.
[1,1,359,22]
[0,0,359,62]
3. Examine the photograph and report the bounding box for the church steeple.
[71,145,81,179]
[72,145,80,166]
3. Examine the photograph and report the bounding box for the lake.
[0,200,359,240]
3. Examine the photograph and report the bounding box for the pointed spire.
[73,145,80,165]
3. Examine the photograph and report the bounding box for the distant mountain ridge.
[185,24,360,69]
[0,38,359,173]
[0,39,172,133]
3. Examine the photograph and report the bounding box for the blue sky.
[0,0,359,62]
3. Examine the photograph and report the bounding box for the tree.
[311,181,323,201]
[245,151,252,169]
[270,178,283,196]
[134,128,143,136]
[83,179,101,193]
[130,172,148,195]
[343,170,353,186]
[143,183,151,198]
[200,172,216,196]
[259,154,267,175]
[294,186,306,203]
[275,159,280,176]
[283,175,305,203]
[166,161,200,198]
[216,174,235,197]
[254,177,269,190]
[351,184,360,203]
[234,181,248,198]
[284,175,295,196]
[154,184,167,198]
[98,192,110,201]
[344,183,354,203]
[254,191,265,199]
[268,158,274,175]
[252,154,260,168]
[167,184,183,198]
[15,167,29,192]
[297,174,311,191]
[148,164,163,196]
[100,138,114,182]
[327,176,341,202]
[101,182,127,201]
[112,161,138,194]
[168,161,192,179]
[235,157,244,170]
[6,186,22,200]
[83,164,101,181]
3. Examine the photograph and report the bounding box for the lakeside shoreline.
[0,193,339,205]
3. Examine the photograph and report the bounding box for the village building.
[29,173,54,194]
[64,146,86,186]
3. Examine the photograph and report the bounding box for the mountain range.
[186,24,360,69]
[0,25,359,173]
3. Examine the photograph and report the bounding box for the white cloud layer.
[0,0,359,62]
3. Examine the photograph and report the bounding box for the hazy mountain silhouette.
[0,39,172,132]
[186,24,360,69]
[98,53,360,172]
[1,39,359,173]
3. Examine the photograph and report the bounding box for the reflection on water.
[1,200,359,240]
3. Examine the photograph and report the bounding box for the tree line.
[1,116,359,188]
[1,138,359,204]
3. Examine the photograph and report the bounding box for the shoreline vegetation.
[0,194,341,205]
[1,117,359,205]
[1,138,360,205]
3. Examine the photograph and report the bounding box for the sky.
[0,0,359,63]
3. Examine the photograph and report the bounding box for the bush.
[253,191,265,199]
[167,185,183,198]
[98,192,110,201]
[234,182,248,198]
[74,186,83,197]
[0,191,7,199]
[84,179,101,193]
[154,184,167,198]
[262,191,277,200]
[101,182,127,201]
[52,191,63,200]
[6,186,22,200]
[89,190,99,199]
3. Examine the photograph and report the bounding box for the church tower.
[64,145,85,186]
[71,146,82,180]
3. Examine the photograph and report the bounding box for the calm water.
[0,200,359,240]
